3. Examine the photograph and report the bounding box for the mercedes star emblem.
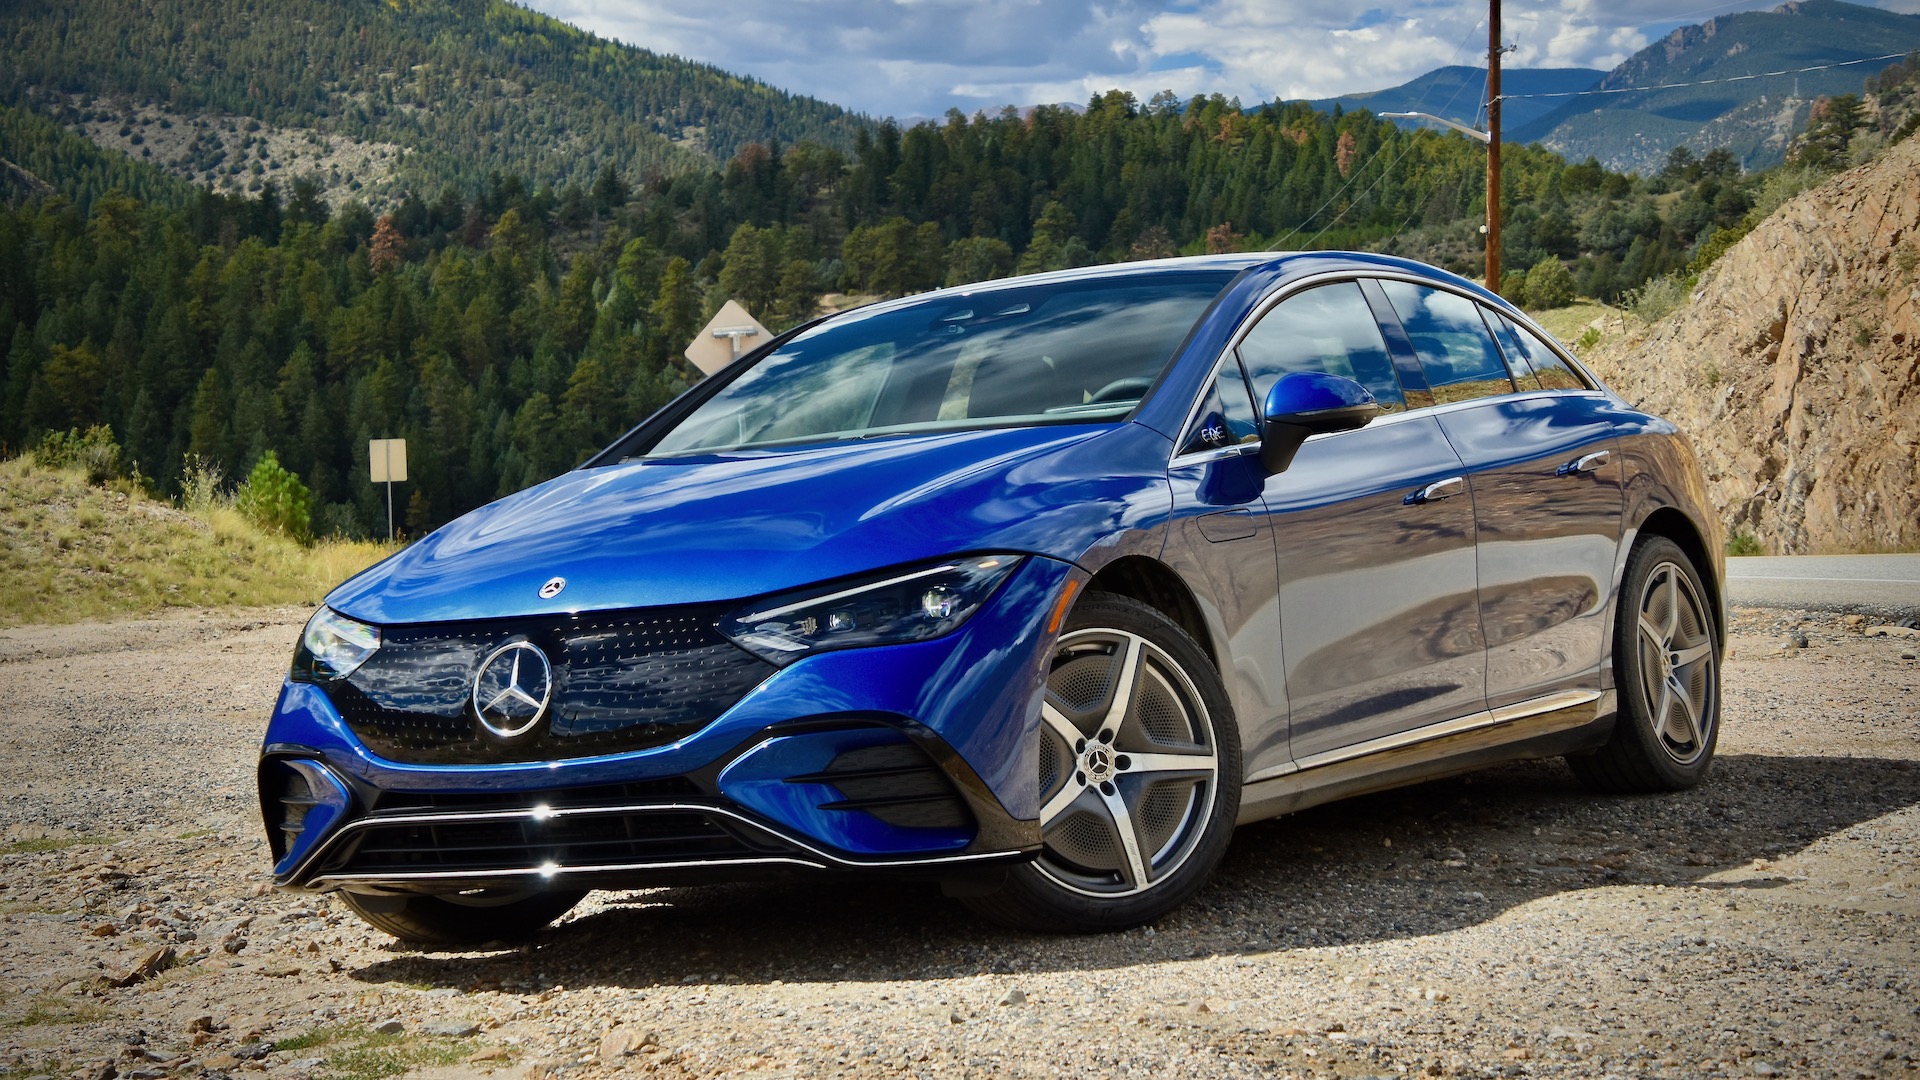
[472,641,554,738]
[539,576,567,599]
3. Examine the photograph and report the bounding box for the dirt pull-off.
[2,607,1918,1079]
[1582,136,1920,555]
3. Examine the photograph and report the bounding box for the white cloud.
[524,0,1920,119]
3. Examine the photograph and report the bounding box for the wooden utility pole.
[1486,0,1503,294]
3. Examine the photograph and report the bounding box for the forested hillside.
[0,87,1788,541]
[0,0,866,201]
[9,0,1907,546]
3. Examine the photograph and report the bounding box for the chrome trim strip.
[281,799,1029,886]
[1245,689,1602,783]
[1166,266,1609,470]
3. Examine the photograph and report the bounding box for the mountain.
[0,0,867,205]
[1300,66,1606,138]
[1510,0,1920,172]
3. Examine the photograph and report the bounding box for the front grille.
[794,741,974,831]
[321,605,775,765]
[325,808,763,876]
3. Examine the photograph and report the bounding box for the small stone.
[599,1026,656,1059]
[1902,650,1917,660]
[1753,1062,1779,1076]
[88,922,119,938]
[948,1009,965,1024]
[1424,988,1450,1002]
[373,1020,405,1035]
[425,1021,479,1038]
[470,1047,511,1062]
[231,1042,271,1061]
[997,988,1026,1006]
[105,946,176,988]
[187,1016,215,1034]
[1867,624,1920,639]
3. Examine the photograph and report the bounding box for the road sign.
[369,439,407,483]
[685,300,770,376]
[369,438,407,539]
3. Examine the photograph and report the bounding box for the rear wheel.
[964,593,1240,931]
[1569,535,1721,792]
[341,888,585,947]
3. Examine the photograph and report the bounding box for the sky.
[526,0,1920,121]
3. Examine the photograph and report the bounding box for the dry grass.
[0,457,396,627]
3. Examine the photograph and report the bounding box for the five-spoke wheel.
[1569,536,1721,792]
[964,593,1239,930]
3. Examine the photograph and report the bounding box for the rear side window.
[1378,280,1516,404]
[1236,282,1406,413]
[1496,314,1592,391]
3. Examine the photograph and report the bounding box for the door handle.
[1404,476,1465,505]
[1557,450,1611,477]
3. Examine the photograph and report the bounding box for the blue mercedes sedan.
[260,252,1724,942]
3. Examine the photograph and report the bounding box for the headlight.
[291,607,381,681]
[719,555,1024,666]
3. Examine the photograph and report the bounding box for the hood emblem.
[539,576,567,599]
[472,641,553,738]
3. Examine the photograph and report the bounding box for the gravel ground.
[1,606,1917,1080]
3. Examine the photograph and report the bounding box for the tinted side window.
[1236,282,1406,412]
[1499,314,1593,391]
[1378,280,1515,404]
[1179,358,1261,456]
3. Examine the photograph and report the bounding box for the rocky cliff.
[1581,136,1920,554]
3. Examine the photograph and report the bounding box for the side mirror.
[1259,372,1380,474]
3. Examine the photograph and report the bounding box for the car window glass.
[1378,280,1516,404]
[646,273,1234,455]
[1236,281,1405,413]
[1179,358,1260,456]
[1500,314,1592,391]
[1484,310,1544,390]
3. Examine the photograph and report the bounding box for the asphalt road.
[1726,553,1920,616]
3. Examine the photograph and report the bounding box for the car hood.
[326,423,1173,625]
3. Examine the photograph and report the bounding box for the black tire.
[340,888,586,947]
[1569,535,1721,793]
[964,593,1241,932]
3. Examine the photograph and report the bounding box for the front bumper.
[259,556,1078,892]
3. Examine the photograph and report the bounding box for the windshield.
[645,270,1235,456]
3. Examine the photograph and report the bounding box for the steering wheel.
[1087,377,1154,404]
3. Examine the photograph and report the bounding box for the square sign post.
[368,438,407,540]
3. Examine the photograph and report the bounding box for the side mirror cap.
[1259,372,1381,474]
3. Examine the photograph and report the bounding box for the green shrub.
[1726,529,1762,556]
[1523,259,1576,309]
[234,451,313,543]
[179,454,227,511]
[1626,274,1689,324]
[33,425,125,485]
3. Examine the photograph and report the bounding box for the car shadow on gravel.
[348,752,1920,989]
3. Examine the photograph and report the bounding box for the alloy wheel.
[1633,560,1717,766]
[1037,628,1221,897]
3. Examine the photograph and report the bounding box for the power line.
[1500,51,1910,100]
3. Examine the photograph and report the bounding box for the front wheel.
[341,888,586,947]
[964,593,1241,931]
[1568,535,1721,792]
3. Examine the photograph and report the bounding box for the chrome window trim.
[1168,268,1608,469]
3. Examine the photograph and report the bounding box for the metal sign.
[369,438,408,539]
[369,439,408,483]
[685,300,770,376]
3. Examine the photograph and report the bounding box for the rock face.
[1582,136,1920,555]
